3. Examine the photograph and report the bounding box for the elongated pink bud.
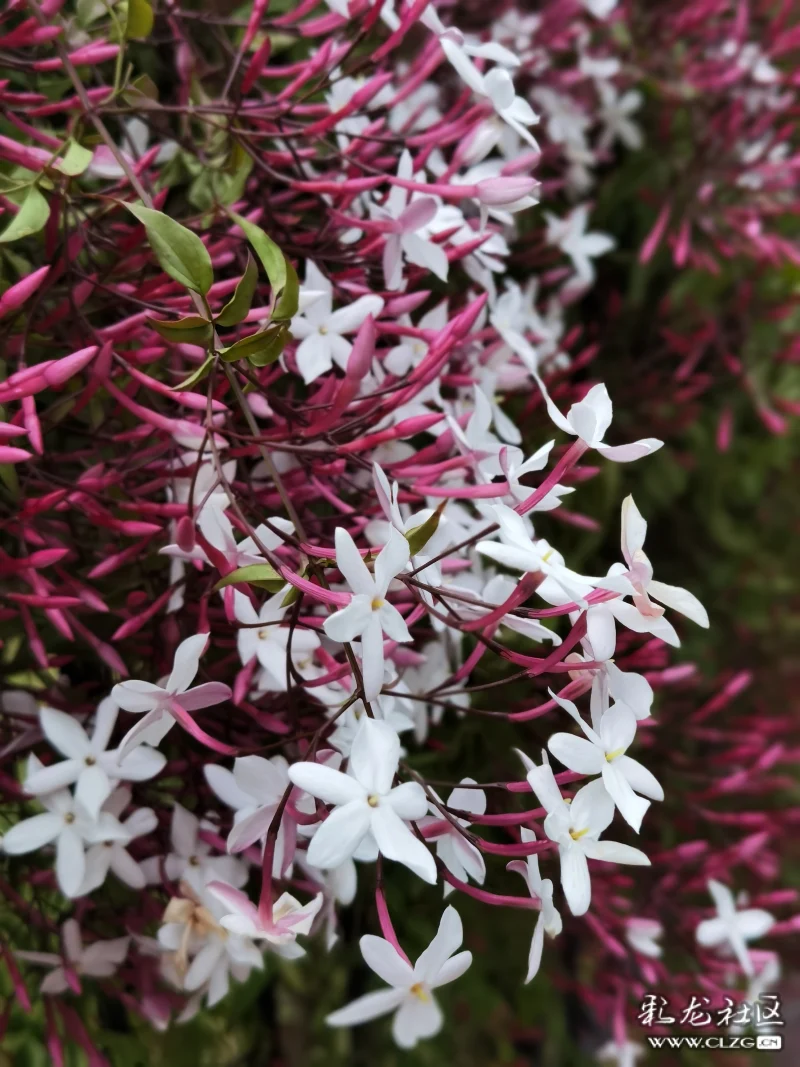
[0,266,49,318]
[42,346,97,387]
[0,133,51,171]
[176,515,196,553]
[345,314,376,381]
[0,446,31,463]
[475,175,539,205]
[0,421,27,439]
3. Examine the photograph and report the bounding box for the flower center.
[188,855,200,867]
[64,812,75,825]
[569,826,589,841]
[318,325,328,335]
[84,755,96,766]
[367,794,380,808]
[371,597,385,610]
[409,982,429,1001]
[605,747,625,762]
[258,628,271,640]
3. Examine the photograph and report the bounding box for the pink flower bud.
[475,176,539,206]
[176,515,196,554]
[42,346,97,387]
[0,266,50,319]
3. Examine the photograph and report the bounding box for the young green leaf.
[272,256,299,321]
[0,187,49,244]
[125,0,154,38]
[55,140,93,177]
[216,253,258,327]
[172,355,214,392]
[405,501,447,557]
[220,326,285,364]
[148,315,213,345]
[215,563,283,592]
[247,324,289,367]
[125,203,213,295]
[228,212,298,319]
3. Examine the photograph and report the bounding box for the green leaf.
[214,563,283,592]
[148,314,213,344]
[0,187,49,244]
[125,203,213,295]
[172,355,214,391]
[247,324,289,367]
[220,326,286,364]
[216,253,258,327]
[55,140,93,177]
[122,73,159,107]
[229,212,298,319]
[405,501,446,556]
[272,256,299,321]
[125,0,154,38]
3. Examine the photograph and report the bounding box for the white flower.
[521,753,650,916]
[500,442,574,510]
[3,755,129,897]
[16,919,129,995]
[597,1040,645,1067]
[383,301,448,377]
[204,754,291,856]
[546,690,663,833]
[433,32,539,151]
[80,786,157,893]
[86,117,176,180]
[580,0,618,18]
[544,205,614,288]
[233,589,320,691]
[597,83,643,152]
[161,505,293,571]
[507,828,562,981]
[696,879,775,977]
[112,633,232,756]
[421,780,486,897]
[625,918,663,959]
[326,905,472,1049]
[372,151,449,290]
[441,573,562,646]
[477,502,597,605]
[23,699,165,819]
[141,803,247,888]
[206,879,323,958]
[533,376,664,462]
[158,869,265,1005]
[326,692,416,757]
[289,261,384,383]
[567,646,653,726]
[287,717,436,883]
[323,527,412,701]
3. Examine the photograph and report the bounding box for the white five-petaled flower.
[625,917,663,959]
[520,752,650,916]
[22,698,165,819]
[141,802,247,889]
[421,779,486,897]
[533,375,664,462]
[695,879,775,977]
[546,690,663,833]
[591,496,710,658]
[233,589,321,692]
[3,755,129,897]
[158,868,266,1005]
[287,717,436,884]
[326,905,472,1049]
[16,919,129,995]
[206,879,323,958]
[507,827,562,982]
[477,502,597,605]
[289,261,384,383]
[372,151,450,290]
[112,633,232,756]
[544,204,615,288]
[204,754,292,858]
[323,526,412,701]
[566,645,653,726]
[81,786,158,894]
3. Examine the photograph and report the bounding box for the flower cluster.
[0,0,796,1062]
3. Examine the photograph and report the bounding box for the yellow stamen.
[605,748,625,762]
[367,795,380,808]
[569,826,589,841]
[409,983,429,1001]
[371,597,385,610]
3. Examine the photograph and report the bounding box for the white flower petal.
[306,800,371,869]
[370,804,436,884]
[349,717,400,794]
[360,935,415,988]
